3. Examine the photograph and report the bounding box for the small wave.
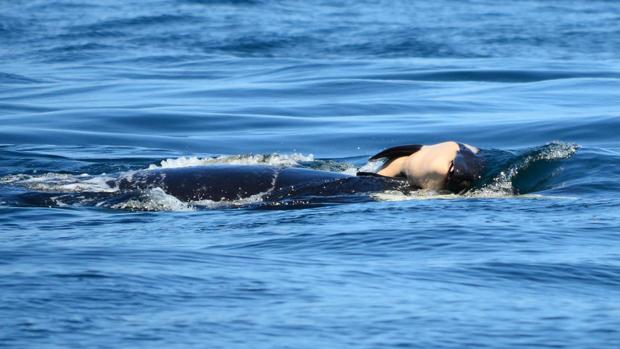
[0,173,117,193]
[180,0,263,5]
[467,261,620,288]
[0,72,41,84]
[73,14,198,32]
[366,70,620,83]
[148,153,314,169]
[477,142,578,195]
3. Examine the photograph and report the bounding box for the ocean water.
[2,0,620,347]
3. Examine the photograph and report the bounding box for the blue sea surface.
[2,0,620,348]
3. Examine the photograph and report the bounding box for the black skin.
[116,165,412,202]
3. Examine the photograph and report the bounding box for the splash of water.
[148,153,315,169]
[109,187,194,212]
[475,141,578,196]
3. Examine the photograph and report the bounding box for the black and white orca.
[115,141,485,202]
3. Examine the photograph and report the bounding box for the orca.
[116,165,410,202]
[115,141,485,202]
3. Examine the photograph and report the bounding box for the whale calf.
[365,141,484,194]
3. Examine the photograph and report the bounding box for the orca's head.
[444,143,485,194]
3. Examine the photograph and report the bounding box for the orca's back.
[118,165,351,202]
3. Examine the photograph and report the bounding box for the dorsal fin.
[369,144,424,161]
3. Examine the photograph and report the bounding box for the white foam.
[191,193,266,209]
[340,167,359,176]
[148,153,315,169]
[372,190,456,201]
[110,187,194,212]
[539,142,579,160]
[372,190,558,202]
[0,173,118,193]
